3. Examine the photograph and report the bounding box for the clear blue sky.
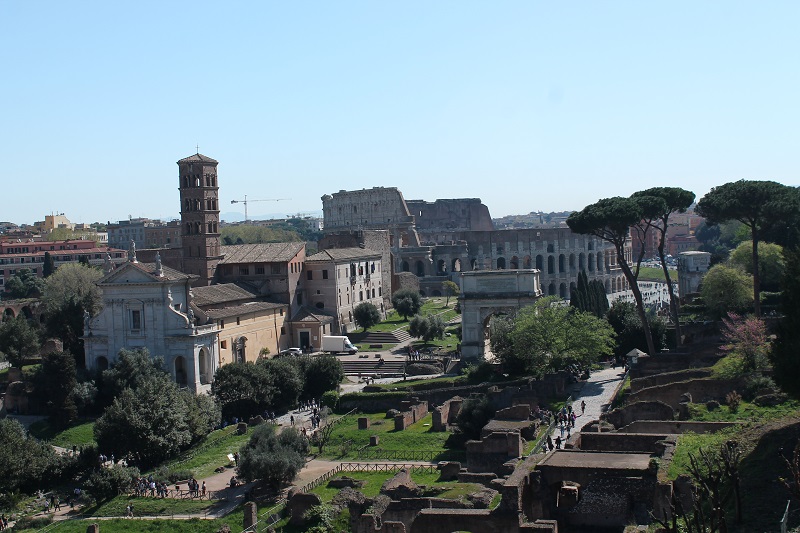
[2,2,798,226]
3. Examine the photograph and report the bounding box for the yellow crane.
[230,195,291,223]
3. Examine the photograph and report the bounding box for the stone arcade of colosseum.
[321,187,630,302]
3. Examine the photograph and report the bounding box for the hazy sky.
[2,2,798,226]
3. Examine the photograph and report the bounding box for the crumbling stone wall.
[626,377,744,409]
[466,431,523,473]
[577,432,671,453]
[394,400,429,431]
[432,397,463,431]
[630,368,713,392]
[619,420,739,434]
[602,401,674,429]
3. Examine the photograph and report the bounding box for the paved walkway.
[546,365,627,448]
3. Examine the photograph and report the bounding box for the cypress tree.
[43,252,55,278]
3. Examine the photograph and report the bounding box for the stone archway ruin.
[459,270,542,361]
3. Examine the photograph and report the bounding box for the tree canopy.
[4,268,44,299]
[607,301,667,359]
[697,180,800,316]
[491,296,615,377]
[442,280,460,306]
[728,241,785,292]
[237,424,309,491]
[42,262,103,359]
[567,196,661,355]
[391,289,422,320]
[570,270,609,318]
[0,315,41,367]
[353,302,381,331]
[699,264,753,319]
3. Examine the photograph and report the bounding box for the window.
[271,264,282,274]
[256,266,265,275]
[316,290,321,294]
[221,340,227,349]
[236,317,240,325]
[239,267,250,275]
[307,270,313,280]
[280,327,286,335]
[322,269,328,279]
[359,291,363,301]
[220,319,225,328]
[131,310,141,331]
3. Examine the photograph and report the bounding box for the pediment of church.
[99,262,166,286]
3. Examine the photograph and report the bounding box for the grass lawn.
[156,425,252,479]
[636,266,679,283]
[365,298,456,333]
[28,419,96,447]
[82,496,215,517]
[687,399,800,423]
[322,412,453,460]
[11,510,245,533]
[666,427,742,480]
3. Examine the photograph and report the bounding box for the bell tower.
[177,153,223,285]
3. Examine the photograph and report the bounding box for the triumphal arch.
[459,269,543,361]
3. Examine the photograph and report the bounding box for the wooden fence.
[356,448,464,462]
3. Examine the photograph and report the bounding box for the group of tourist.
[0,513,9,529]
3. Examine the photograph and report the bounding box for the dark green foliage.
[699,265,753,319]
[211,361,275,420]
[98,348,171,405]
[320,390,339,409]
[455,396,496,440]
[37,350,78,428]
[94,376,193,468]
[353,302,381,331]
[4,268,44,299]
[299,355,344,401]
[570,270,609,317]
[408,315,428,339]
[607,301,666,358]
[697,179,800,316]
[770,247,800,398]
[237,424,309,491]
[86,464,140,502]
[258,357,304,412]
[391,289,422,320]
[442,280,460,306]
[408,314,445,343]
[42,262,103,361]
[181,390,222,444]
[0,315,41,367]
[43,251,55,278]
[0,419,63,493]
[489,314,524,375]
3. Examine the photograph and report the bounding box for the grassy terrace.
[636,266,679,283]
[29,419,96,448]
[364,298,456,333]
[12,508,246,533]
[156,425,252,479]
[322,412,454,461]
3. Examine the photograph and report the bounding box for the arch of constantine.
[459,269,543,361]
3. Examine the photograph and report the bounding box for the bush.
[86,464,140,502]
[152,466,194,484]
[12,516,52,530]
[743,375,777,401]
[726,390,742,413]
[321,390,340,410]
[237,425,309,491]
[463,362,499,384]
[455,396,496,440]
[405,363,441,376]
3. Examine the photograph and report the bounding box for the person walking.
[581,400,586,415]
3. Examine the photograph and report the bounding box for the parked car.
[278,347,303,357]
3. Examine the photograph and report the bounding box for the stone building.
[304,247,386,334]
[84,255,218,393]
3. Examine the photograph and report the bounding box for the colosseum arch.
[510,256,519,269]
[496,257,506,269]
[536,255,544,270]
[451,258,462,272]
[523,255,532,269]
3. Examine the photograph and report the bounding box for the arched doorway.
[536,255,544,271]
[415,261,425,277]
[510,256,519,269]
[175,356,187,387]
[548,282,556,296]
[437,259,446,274]
[96,356,109,371]
[547,256,555,274]
[496,257,506,269]
[3,308,15,321]
[402,261,410,272]
[559,283,567,299]
[452,258,462,272]
[559,254,566,273]
[523,256,532,269]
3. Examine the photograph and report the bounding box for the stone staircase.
[349,328,410,346]
[340,359,407,375]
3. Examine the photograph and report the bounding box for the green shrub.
[86,464,140,502]
[321,390,339,410]
[12,515,52,530]
[726,390,742,413]
[455,396,496,440]
[743,375,777,401]
[463,362,499,384]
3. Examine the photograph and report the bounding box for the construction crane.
[230,195,291,223]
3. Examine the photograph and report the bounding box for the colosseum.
[321,187,629,299]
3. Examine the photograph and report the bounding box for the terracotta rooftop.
[220,242,305,264]
[191,283,258,307]
[291,306,336,324]
[306,247,381,262]
[204,301,286,319]
[177,153,218,164]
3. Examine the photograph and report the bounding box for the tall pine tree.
[770,246,800,397]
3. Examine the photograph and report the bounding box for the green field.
[636,266,679,283]
[322,412,453,460]
[365,298,456,333]
[156,425,252,479]
[83,496,215,518]
[28,419,96,448]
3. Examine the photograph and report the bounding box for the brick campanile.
[177,153,223,285]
